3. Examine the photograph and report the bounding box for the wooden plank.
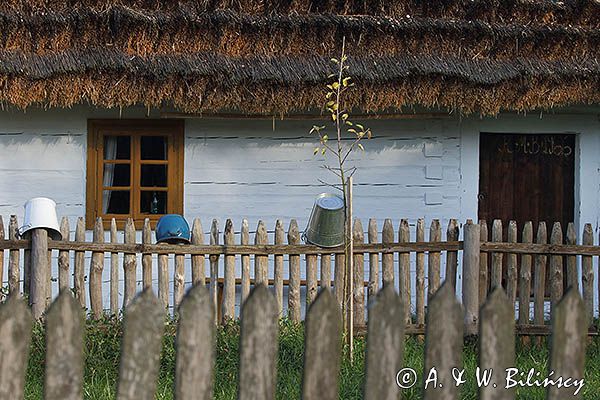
[174,253,185,310]
[518,222,533,326]
[364,285,404,400]
[399,219,411,324]
[547,289,586,400]
[223,219,235,321]
[58,217,70,294]
[423,283,463,400]
[238,286,278,400]
[334,252,345,316]
[240,219,250,303]
[302,289,341,400]
[123,218,137,308]
[288,219,301,323]
[0,217,3,297]
[23,246,30,297]
[427,219,441,298]
[274,220,285,315]
[175,285,215,400]
[209,219,219,324]
[566,222,578,291]
[353,219,365,328]
[8,215,19,294]
[479,288,515,400]
[462,220,480,336]
[117,290,164,400]
[445,219,459,291]
[44,293,84,400]
[491,219,503,290]
[30,228,48,319]
[582,224,593,326]
[549,222,563,311]
[0,295,32,400]
[74,217,85,308]
[533,222,548,327]
[142,219,152,290]
[506,220,518,306]
[381,219,394,288]
[254,221,268,286]
[416,218,425,325]
[306,253,318,306]
[90,218,104,319]
[367,219,378,300]
[46,247,52,308]
[110,219,119,314]
[191,218,205,286]
[479,220,489,306]
[158,252,169,309]
[320,253,332,291]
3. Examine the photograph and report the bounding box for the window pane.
[141,165,167,187]
[141,191,167,214]
[141,136,167,160]
[103,164,130,187]
[104,136,130,160]
[102,190,130,214]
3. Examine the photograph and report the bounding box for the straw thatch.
[0,0,598,114]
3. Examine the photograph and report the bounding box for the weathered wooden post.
[288,220,301,322]
[30,227,48,319]
[8,215,20,294]
[462,219,480,335]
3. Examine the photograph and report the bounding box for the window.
[86,120,184,229]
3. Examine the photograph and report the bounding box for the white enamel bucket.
[18,197,62,240]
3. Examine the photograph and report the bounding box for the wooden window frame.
[86,119,184,229]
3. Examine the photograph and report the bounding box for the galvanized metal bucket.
[303,193,345,248]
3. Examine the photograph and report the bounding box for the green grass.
[24,317,600,399]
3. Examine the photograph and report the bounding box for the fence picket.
[288,220,301,322]
[399,219,411,324]
[44,293,84,400]
[90,217,104,319]
[110,219,119,314]
[353,218,365,327]
[174,252,185,310]
[306,253,318,306]
[158,249,169,310]
[274,220,285,314]
[582,224,593,325]
[479,288,515,400]
[241,219,250,303]
[8,215,19,294]
[506,221,518,306]
[31,227,48,319]
[58,217,70,294]
[238,286,278,400]
[223,219,235,321]
[518,222,533,326]
[0,217,3,297]
[175,285,215,400]
[382,219,394,287]
[367,219,378,300]
[142,219,152,290]
[445,219,459,291]
[191,218,205,286]
[463,220,480,336]
[117,290,164,400]
[416,218,425,325]
[533,222,548,327]
[123,218,137,308]
[254,221,268,286]
[479,220,489,306]
[428,219,441,298]
[547,289,586,400]
[209,219,219,324]
[302,289,341,400]
[423,283,463,400]
[364,285,404,400]
[566,223,578,291]
[321,253,331,291]
[0,295,32,400]
[491,219,503,290]
[74,217,85,308]
[549,222,563,311]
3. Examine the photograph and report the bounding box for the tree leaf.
[314,147,320,155]
[358,143,365,151]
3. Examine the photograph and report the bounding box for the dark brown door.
[479,133,575,233]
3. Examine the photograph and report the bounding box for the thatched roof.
[0,0,599,115]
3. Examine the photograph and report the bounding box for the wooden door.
[479,133,575,233]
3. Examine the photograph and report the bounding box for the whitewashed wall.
[0,105,599,316]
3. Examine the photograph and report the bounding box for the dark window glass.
[104,136,130,160]
[141,136,167,160]
[141,165,167,187]
[103,164,130,187]
[140,191,167,214]
[102,190,130,214]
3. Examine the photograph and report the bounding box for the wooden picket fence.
[0,215,599,334]
[0,284,588,400]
